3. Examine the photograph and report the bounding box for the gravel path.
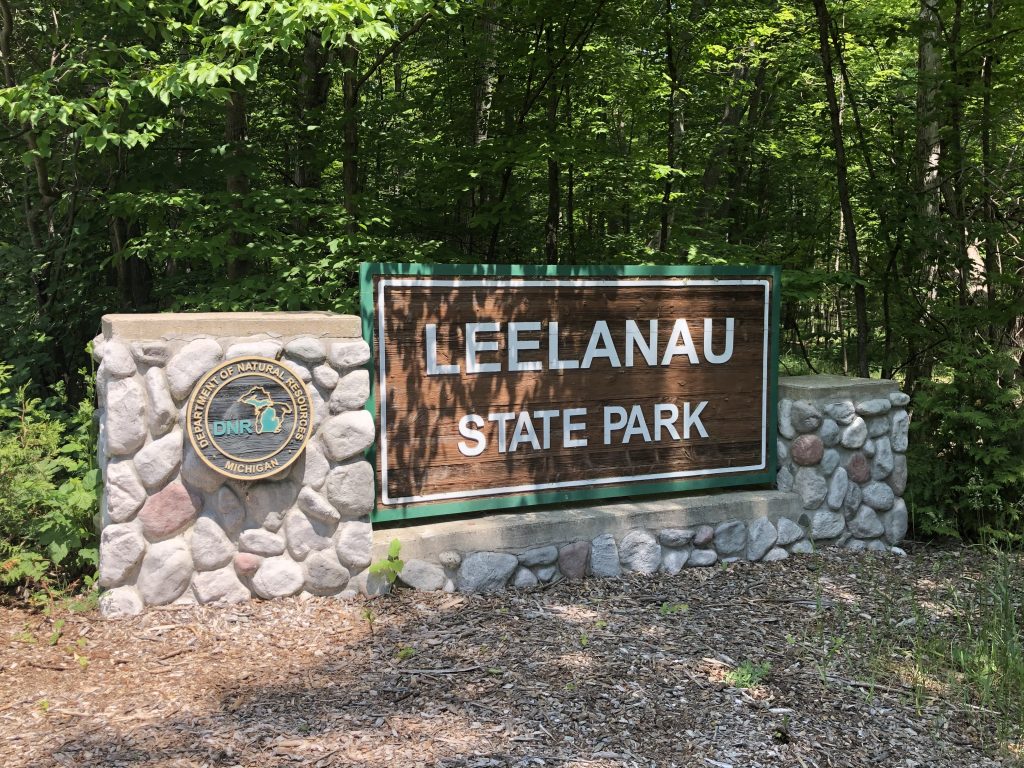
[0,546,1017,767]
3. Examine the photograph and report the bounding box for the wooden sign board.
[361,264,780,522]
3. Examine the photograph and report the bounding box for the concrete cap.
[780,374,898,402]
[102,312,361,341]
[372,489,801,562]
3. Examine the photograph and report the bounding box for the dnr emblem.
[187,357,312,481]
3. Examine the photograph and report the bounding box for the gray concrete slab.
[780,374,897,402]
[102,312,361,341]
[371,490,803,562]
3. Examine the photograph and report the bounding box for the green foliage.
[908,348,1024,542]
[0,363,99,593]
[724,659,772,689]
[368,538,405,585]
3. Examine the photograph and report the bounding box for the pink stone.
[846,453,871,484]
[138,481,199,540]
[234,552,262,577]
[790,434,824,466]
[558,541,590,580]
[693,525,715,546]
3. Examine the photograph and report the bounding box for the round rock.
[826,468,849,511]
[239,529,285,557]
[166,338,223,400]
[105,378,148,456]
[619,530,661,574]
[398,559,446,592]
[105,460,147,523]
[144,367,177,438]
[137,538,193,605]
[328,369,370,414]
[862,481,895,511]
[794,467,828,509]
[746,518,777,561]
[456,552,518,593]
[819,419,840,447]
[324,461,375,519]
[790,400,823,433]
[589,534,621,578]
[890,410,910,452]
[849,505,885,538]
[130,341,170,367]
[777,400,795,439]
[776,465,794,493]
[519,546,558,567]
[191,516,235,571]
[251,556,304,599]
[133,429,183,491]
[335,520,373,571]
[297,486,341,523]
[811,510,845,540]
[99,523,146,587]
[661,548,689,575]
[99,586,144,619]
[791,434,824,466]
[856,398,892,417]
[285,337,326,364]
[824,400,856,425]
[714,520,747,555]
[776,517,805,546]
[138,481,200,540]
[329,340,371,370]
[880,498,908,544]
[558,541,590,579]
[841,417,868,449]
[320,411,374,462]
[687,549,718,567]
[303,549,350,595]
[193,566,250,604]
[846,453,871,484]
[284,509,332,561]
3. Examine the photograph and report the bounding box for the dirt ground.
[0,545,1019,768]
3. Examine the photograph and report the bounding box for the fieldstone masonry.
[96,314,912,610]
[95,313,376,618]
[380,375,911,595]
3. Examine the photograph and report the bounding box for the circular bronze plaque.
[186,357,312,481]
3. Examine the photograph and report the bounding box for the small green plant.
[579,632,589,647]
[395,646,416,661]
[595,620,608,629]
[368,539,405,585]
[724,659,772,688]
[361,606,377,637]
[48,618,65,646]
[659,602,689,616]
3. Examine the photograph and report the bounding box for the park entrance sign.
[361,264,781,522]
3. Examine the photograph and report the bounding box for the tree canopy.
[1,0,1022,539]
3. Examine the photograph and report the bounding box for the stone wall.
[95,315,912,611]
[774,375,909,552]
[95,313,376,618]
[375,375,911,595]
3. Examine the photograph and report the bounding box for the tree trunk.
[812,0,869,377]
[225,87,249,279]
[341,36,360,233]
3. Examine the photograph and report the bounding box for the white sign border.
[377,278,770,505]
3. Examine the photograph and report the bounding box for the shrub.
[907,347,1024,543]
[0,362,99,596]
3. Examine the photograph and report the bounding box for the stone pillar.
[776,375,910,551]
[94,313,376,617]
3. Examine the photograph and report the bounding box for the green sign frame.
[360,262,781,524]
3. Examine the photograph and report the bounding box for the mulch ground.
[0,545,1018,768]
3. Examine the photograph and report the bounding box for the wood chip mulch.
[0,545,1019,768]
